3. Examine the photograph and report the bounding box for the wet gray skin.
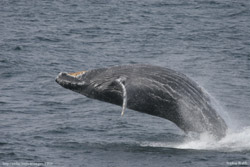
[56,64,227,139]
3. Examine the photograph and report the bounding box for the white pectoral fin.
[115,77,127,116]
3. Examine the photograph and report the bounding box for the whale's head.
[55,68,124,105]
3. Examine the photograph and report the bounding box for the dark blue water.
[1,0,250,166]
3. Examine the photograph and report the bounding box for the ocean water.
[1,0,250,166]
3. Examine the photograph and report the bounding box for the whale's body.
[56,64,227,139]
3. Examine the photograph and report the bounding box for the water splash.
[140,127,250,152]
[177,128,250,151]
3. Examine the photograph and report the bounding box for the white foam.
[140,127,250,152]
[178,127,250,151]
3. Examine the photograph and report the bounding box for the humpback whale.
[56,64,227,139]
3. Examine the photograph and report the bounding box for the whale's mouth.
[55,71,86,89]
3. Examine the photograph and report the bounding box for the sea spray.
[140,127,250,152]
[176,127,250,151]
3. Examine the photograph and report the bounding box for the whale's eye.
[109,81,117,87]
[107,80,121,91]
